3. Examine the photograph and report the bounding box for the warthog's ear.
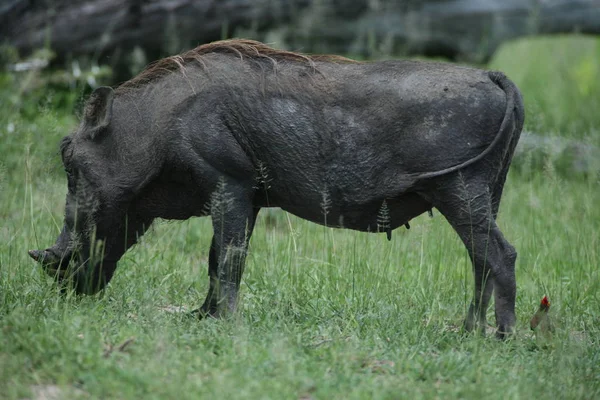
[83,86,114,139]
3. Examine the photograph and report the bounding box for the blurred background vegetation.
[1,1,599,182]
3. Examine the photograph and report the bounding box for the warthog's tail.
[489,72,525,218]
[411,71,524,181]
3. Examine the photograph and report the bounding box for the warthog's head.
[29,87,151,294]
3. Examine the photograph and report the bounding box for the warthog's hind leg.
[423,174,517,339]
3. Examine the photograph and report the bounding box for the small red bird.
[530,296,554,334]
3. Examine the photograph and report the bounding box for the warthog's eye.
[64,165,76,193]
[64,164,73,181]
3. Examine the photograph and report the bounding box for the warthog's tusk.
[28,249,43,262]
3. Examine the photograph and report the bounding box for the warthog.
[30,39,524,337]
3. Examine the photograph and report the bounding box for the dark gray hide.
[30,41,524,338]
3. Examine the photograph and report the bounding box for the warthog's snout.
[28,247,72,278]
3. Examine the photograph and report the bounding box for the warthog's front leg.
[197,237,218,316]
[195,184,259,318]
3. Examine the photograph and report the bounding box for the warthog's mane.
[117,39,357,91]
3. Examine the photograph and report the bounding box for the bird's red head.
[541,296,550,307]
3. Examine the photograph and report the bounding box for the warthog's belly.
[279,192,432,232]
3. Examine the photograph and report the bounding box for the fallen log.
[2,0,599,67]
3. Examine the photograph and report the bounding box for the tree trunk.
[2,0,599,66]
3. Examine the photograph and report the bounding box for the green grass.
[1,36,599,399]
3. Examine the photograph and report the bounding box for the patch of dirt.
[158,305,188,314]
[27,385,86,400]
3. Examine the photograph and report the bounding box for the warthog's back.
[201,57,508,207]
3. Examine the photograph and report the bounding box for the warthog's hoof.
[495,326,516,340]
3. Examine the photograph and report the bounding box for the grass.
[489,35,600,138]
[1,36,599,399]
